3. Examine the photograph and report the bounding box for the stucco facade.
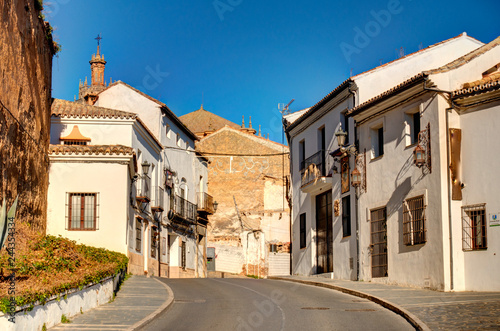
[349,35,500,291]
[47,46,211,278]
[94,83,210,278]
[284,32,499,291]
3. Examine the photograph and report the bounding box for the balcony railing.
[300,150,327,187]
[173,195,197,223]
[151,186,164,211]
[136,174,151,202]
[197,192,215,214]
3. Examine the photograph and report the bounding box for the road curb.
[129,277,175,331]
[269,277,431,331]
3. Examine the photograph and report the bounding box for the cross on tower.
[95,34,103,46]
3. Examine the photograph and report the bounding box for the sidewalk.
[50,275,173,331]
[271,275,500,331]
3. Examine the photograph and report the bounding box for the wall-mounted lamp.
[334,126,357,157]
[213,201,219,213]
[335,126,348,147]
[413,123,431,173]
[142,161,151,175]
[413,144,426,168]
[351,167,361,187]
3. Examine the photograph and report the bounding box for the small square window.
[403,196,426,245]
[371,125,384,158]
[462,204,487,251]
[405,110,421,146]
[67,193,98,230]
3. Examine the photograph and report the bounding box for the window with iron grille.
[299,213,306,249]
[151,226,158,259]
[342,196,351,237]
[66,193,98,230]
[135,218,142,253]
[462,204,487,251]
[181,241,186,269]
[403,195,426,245]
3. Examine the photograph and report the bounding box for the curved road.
[140,278,414,331]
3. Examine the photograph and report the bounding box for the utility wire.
[163,145,289,157]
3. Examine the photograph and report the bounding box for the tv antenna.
[278,99,295,115]
[396,47,406,58]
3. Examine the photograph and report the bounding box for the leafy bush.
[0,222,128,313]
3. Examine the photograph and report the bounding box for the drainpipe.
[349,86,360,282]
[354,121,360,281]
[158,222,161,277]
[195,219,199,278]
[423,77,454,290]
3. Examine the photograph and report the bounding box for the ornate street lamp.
[335,126,347,147]
[142,160,151,175]
[351,167,361,188]
[413,144,426,168]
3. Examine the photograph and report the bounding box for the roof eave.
[349,74,428,119]
[285,79,355,134]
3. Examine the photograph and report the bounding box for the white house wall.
[289,98,357,277]
[356,94,448,290]
[459,101,500,291]
[47,161,129,255]
[355,35,483,104]
[429,43,500,92]
[95,84,162,138]
[50,118,133,146]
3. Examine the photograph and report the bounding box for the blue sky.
[47,0,500,143]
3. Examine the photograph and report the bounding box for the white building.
[348,35,500,291]
[47,99,164,276]
[284,33,485,282]
[47,46,213,278]
[93,80,212,278]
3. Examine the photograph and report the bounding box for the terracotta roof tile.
[452,73,500,98]
[179,105,241,134]
[49,144,135,156]
[52,99,137,119]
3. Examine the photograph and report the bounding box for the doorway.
[316,191,333,273]
[370,207,388,278]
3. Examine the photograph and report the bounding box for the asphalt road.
[139,278,414,331]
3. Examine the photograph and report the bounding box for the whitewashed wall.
[0,275,117,331]
[47,161,129,255]
[356,94,448,290]
[459,101,500,291]
[354,34,482,104]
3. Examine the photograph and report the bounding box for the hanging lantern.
[351,167,361,187]
[335,127,347,147]
[413,144,426,168]
[141,160,151,175]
